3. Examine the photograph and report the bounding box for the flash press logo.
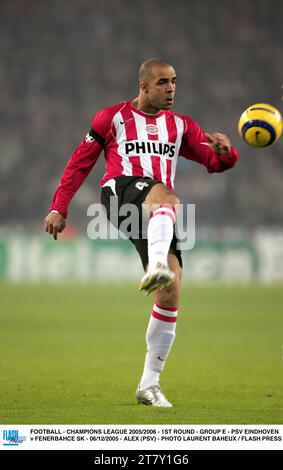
[3,429,26,446]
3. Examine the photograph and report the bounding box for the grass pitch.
[0,283,282,424]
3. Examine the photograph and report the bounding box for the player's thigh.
[143,183,180,208]
[153,250,182,307]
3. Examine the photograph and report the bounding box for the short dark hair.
[139,58,173,82]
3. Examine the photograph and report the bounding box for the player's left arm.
[179,116,239,173]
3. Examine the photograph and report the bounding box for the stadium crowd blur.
[1,0,282,231]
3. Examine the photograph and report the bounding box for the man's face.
[143,65,176,111]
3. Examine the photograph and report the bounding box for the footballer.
[44,58,239,407]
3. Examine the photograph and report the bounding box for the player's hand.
[43,212,66,241]
[205,132,231,156]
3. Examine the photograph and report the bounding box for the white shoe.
[139,262,175,295]
[136,383,173,407]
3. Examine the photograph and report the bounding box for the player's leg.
[153,250,182,307]
[143,182,180,208]
[102,178,182,407]
[136,252,182,407]
[139,183,180,294]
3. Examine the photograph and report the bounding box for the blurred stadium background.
[0,0,283,283]
[0,0,283,424]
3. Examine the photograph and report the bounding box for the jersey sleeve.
[49,109,112,218]
[179,116,239,173]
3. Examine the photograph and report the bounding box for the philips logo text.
[125,141,175,158]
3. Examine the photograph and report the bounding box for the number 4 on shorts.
[135,182,149,191]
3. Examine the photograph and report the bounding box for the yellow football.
[238,103,282,147]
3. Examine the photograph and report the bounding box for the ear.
[140,81,149,93]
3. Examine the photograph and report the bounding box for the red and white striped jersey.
[98,101,185,190]
[49,100,239,218]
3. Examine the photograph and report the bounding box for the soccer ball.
[238,103,283,147]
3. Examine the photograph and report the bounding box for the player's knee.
[146,184,180,206]
[162,193,180,221]
[143,185,180,217]
[159,191,180,209]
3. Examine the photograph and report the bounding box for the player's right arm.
[44,109,110,240]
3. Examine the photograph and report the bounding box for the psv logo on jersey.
[145,124,159,135]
